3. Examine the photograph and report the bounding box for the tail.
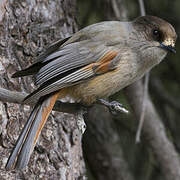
[6,91,61,170]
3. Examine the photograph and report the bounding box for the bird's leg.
[97,99,129,115]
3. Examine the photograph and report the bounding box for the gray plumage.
[7,16,177,170]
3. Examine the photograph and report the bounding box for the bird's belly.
[64,61,145,105]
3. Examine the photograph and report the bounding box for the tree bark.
[0,0,86,179]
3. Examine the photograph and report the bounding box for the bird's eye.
[153,29,159,36]
[152,29,162,41]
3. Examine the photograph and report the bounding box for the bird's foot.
[97,99,129,115]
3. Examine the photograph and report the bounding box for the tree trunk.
[0,0,86,179]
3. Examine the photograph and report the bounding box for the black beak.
[160,43,176,53]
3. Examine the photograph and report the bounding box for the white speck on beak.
[163,38,175,47]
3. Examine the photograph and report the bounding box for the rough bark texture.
[0,0,86,179]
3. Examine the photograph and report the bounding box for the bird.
[6,15,177,170]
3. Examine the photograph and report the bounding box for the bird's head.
[132,15,177,65]
[133,16,177,52]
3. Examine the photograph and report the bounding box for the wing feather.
[35,42,107,86]
[24,67,94,103]
[24,49,121,103]
[12,37,71,78]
